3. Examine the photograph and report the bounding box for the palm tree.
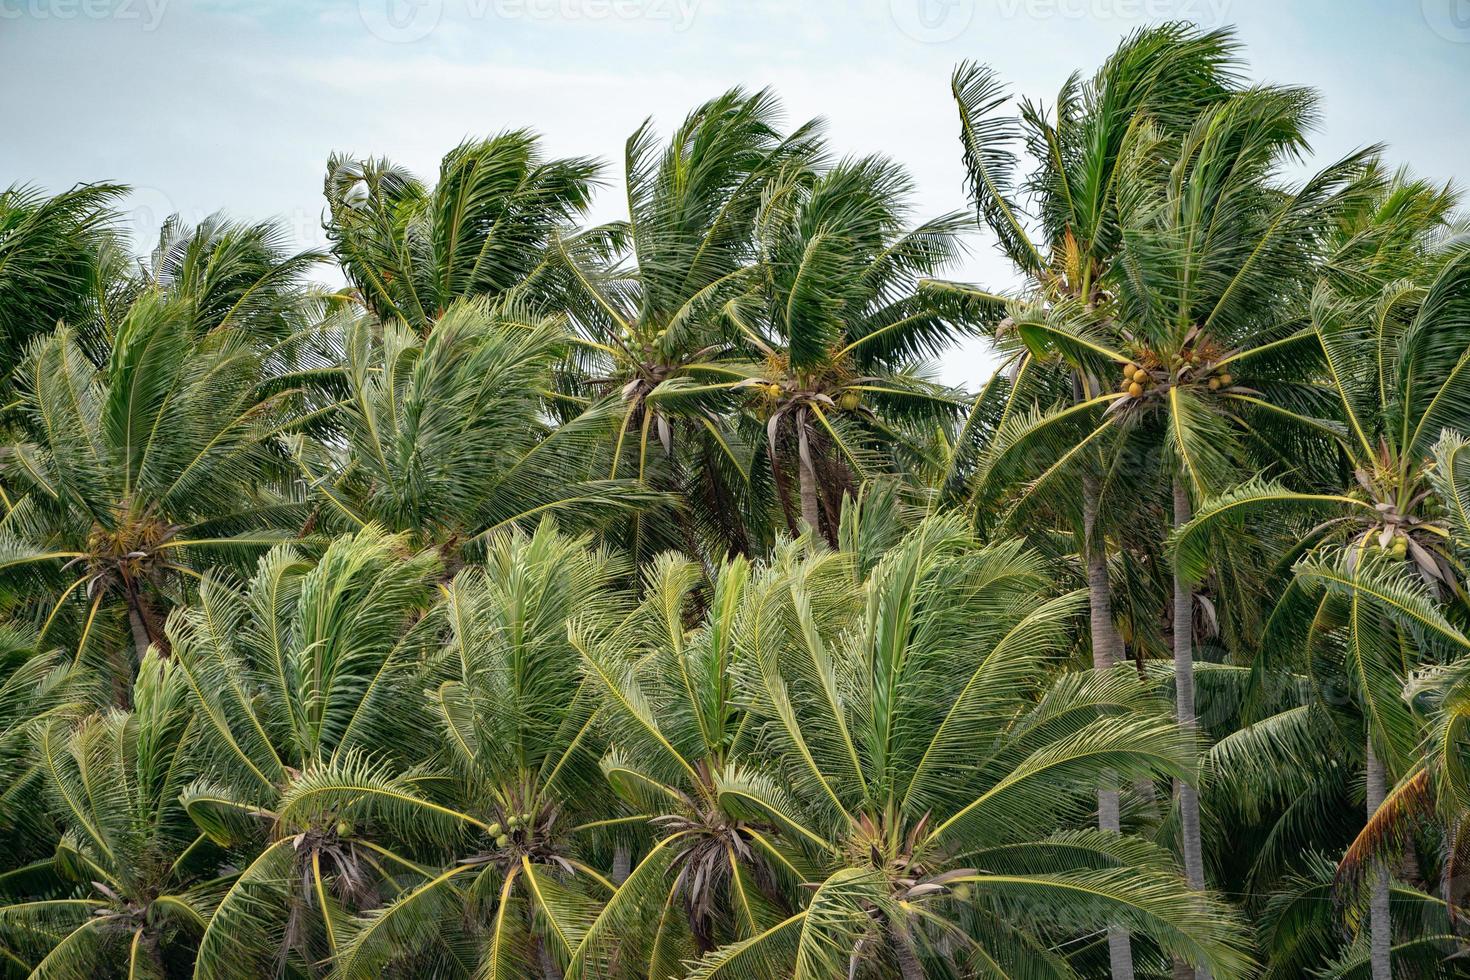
[278,522,631,979]
[0,650,226,978]
[289,297,660,556]
[996,87,1377,965]
[1174,178,1469,979]
[164,527,444,979]
[549,88,823,561]
[0,182,126,387]
[941,33,1249,972]
[0,626,84,874]
[323,132,601,333]
[1193,657,1464,977]
[566,547,808,975]
[0,293,320,686]
[139,212,326,342]
[684,514,1250,978]
[725,156,970,543]
[944,19,1244,654]
[644,155,973,544]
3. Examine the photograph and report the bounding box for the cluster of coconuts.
[487,812,535,850]
[756,381,783,402]
[1169,349,1233,390]
[1120,362,1151,398]
[620,325,668,357]
[1370,531,1410,559]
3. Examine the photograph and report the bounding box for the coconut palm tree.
[548,87,824,562]
[288,297,660,557]
[1174,177,1469,979]
[0,650,227,979]
[138,212,326,342]
[0,182,126,387]
[942,19,1244,634]
[684,514,1251,978]
[1407,431,1470,812]
[989,86,1378,964]
[162,527,443,979]
[644,155,973,544]
[0,626,86,875]
[1192,656,1465,977]
[282,522,631,979]
[940,33,1250,972]
[323,132,601,333]
[565,547,805,976]
[0,292,323,688]
[737,156,970,542]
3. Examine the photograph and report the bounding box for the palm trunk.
[612,845,631,884]
[894,928,925,980]
[537,932,563,980]
[1085,472,1134,980]
[124,585,154,662]
[797,421,822,541]
[1085,473,1122,673]
[1366,740,1392,980]
[1172,479,1209,980]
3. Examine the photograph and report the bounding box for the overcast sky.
[4,0,1468,386]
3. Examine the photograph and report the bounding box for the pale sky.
[4,0,1468,387]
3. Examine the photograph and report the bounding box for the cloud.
[4,0,1467,387]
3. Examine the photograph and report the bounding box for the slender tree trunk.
[894,927,926,980]
[124,586,153,662]
[797,422,822,541]
[1172,479,1210,980]
[1085,473,1122,673]
[612,845,631,884]
[1366,740,1392,980]
[537,932,563,980]
[1085,472,1135,980]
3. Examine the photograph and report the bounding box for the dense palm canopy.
[4,21,1470,980]
[323,132,600,333]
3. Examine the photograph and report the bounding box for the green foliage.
[3,22,1470,980]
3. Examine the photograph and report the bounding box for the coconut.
[495,835,509,849]
[488,822,502,837]
[1132,368,1147,383]
[1128,382,1143,397]
[838,390,861,411]
[1219,373,1232,386]
[506,816,520,829]
[1389,536,1408,559]
[1208,378,1220,390]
